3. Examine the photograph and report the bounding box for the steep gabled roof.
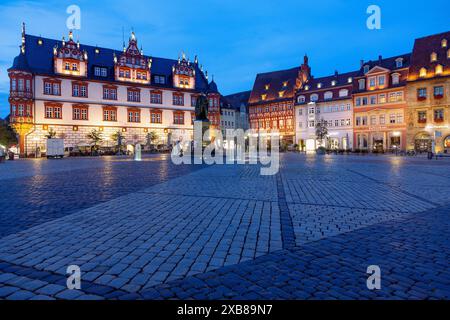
[9,34,211,92]
[409,30,450,78]
[248,67,299,104]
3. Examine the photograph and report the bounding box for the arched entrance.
[444,136,450,153]
[414,132,432,153]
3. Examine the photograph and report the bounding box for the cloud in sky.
[0,0,449,117]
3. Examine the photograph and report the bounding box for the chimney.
[334,70,339,77]
[378,55,382,64]
[360,60,364,68]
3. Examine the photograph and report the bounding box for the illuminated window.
[278,91,285,98]
[442,39,448,48]
[435,64,443,75]
[297,95,306,103]
[261,94,267,101]
[419,68,427,78]
[317,83,322,89]
[430,52,437,62]
[331,80,336,86]
[265,84,270,90]
[310,94,318,102]
[304,85,309,90]
[348,77,352,83]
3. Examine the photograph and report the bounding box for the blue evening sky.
[0,0,448,117]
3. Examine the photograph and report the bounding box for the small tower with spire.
[53,30,88,77]
[172,51,195,89]
[114,30,151,84]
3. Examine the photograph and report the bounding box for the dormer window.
[297,95,306,103]
[278,91,285,98]
[265,84,270,90]
[304,85,309,91]
[436,64,443,75]
[282,81,288,87]
[339,89,348,97]
[317,83,322,89]
[331,80,336,86]
[431,52,437,62]
[442,39,448,48]
[419,67,427,78]
[358,79,366,90]
[348,77,353,83]
[391,73,400,85]
[310,94,319,102]
[395,58,403,68]
[261,94,267,101]
[363,65,370,74]
[324,91,333,100]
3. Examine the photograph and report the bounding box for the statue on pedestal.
[195,94,209,121]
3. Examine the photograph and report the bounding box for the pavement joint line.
[276,173,296,250]
[346,168,441,207]
[135,190,279,203]
[283,201,431,213]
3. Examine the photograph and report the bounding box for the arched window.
[339,89,348,97]
[310,94,319,102]
[297,95,306,103]
[419,67,427,78]
[324,91,333,100]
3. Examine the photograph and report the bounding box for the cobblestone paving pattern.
[0,153,449,299]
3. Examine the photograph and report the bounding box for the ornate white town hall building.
[8,24,221,157]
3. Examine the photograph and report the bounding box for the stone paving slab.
[141,204,450,300]
[0,191,282,294]
[283,179,434,212]
[289,204,409,246]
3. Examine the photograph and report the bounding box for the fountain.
[134,143,142,161]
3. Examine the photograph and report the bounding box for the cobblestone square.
[0,154,449,299]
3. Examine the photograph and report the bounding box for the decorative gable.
[114,32,151,84]
[172,53,196,89]
[53,31,88,77]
